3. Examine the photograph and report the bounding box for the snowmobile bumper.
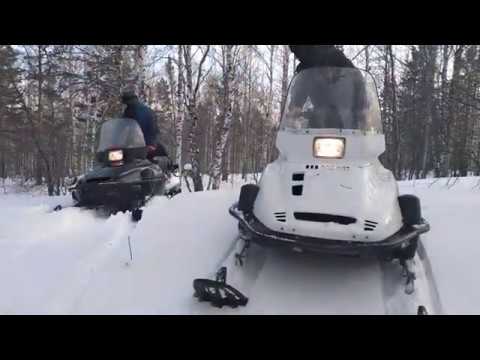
[229,203,430,259]
[72,179,163,213]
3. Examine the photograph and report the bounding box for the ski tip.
[417,305,428,315]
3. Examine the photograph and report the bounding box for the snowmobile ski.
[401,258,416,295]
[417,305,428,315]
[234,239,251,267]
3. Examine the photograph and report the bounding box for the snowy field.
[0,176,479,314]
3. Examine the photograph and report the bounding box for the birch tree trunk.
[365,45,370,72]
[175,46,185,170]
[134,45,147,101]
[280,45,290,114]
[265,45,276,166]
[420,45,438,178]
[183,45,210,191]
[210,45,237,190]
[387,45,400,178]
[438,45,451,176]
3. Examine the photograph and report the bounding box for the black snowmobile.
[67,117,181,221]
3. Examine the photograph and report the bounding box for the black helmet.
[121,89,138,104]
[290,45,333,65]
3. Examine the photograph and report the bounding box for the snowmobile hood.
[252,160,403,242]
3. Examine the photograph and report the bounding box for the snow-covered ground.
[399,177,480,314]
[0,176,479,314]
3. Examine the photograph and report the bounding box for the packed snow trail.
[0,185,435,314]
[191,242,384,314]
[379,248,442,315]
[3,176,480,314]
[190,237,440,315]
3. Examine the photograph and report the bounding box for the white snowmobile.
[192,63,431,311]
[230,66,429,259]
[225,66,430,293]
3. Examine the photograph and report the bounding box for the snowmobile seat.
[151,156,174,172]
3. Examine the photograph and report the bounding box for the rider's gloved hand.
[146,145,157,155]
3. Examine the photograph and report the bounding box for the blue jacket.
[123,100,159,146]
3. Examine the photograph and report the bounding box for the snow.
[0,176,479,314]
[399,177,480,314]
[0,185,240,314]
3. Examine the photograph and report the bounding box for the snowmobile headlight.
[108,150,124,162]
[313,137,345,158]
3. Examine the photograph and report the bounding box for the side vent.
[292,173,304,181]
[364,220,378,232]
[274,212,286,222]
[292,185,303,196]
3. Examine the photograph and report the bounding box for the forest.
[1,45,479,195]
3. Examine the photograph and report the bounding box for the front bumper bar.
[72,179,164,212]
[229,203,430,259]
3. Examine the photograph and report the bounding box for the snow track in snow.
[379,251,440,315]
[193,236,442,315]
[416,241,443,314]
[193,241,386,314]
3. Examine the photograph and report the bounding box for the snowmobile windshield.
[280,67,382,133]
[97,118,146,152]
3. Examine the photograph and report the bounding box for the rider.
[121,89,170,162]
[289,45,355,72]
[286,45,367,130]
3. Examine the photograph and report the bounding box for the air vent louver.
[364,220,378,231]
[274,211,286,222]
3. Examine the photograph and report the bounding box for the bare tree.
[280,45,290,114]
[175,46,186,175]
[182,45,210,191]
[209,45,239,189]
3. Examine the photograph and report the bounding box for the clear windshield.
[281,67,382,133]
[97,118,146,152]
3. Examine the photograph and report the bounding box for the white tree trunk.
[134,45,147,101]
[280,45,290,113]
[211,45,237,190]
[182,45,210,192]
[175,47,185,169]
